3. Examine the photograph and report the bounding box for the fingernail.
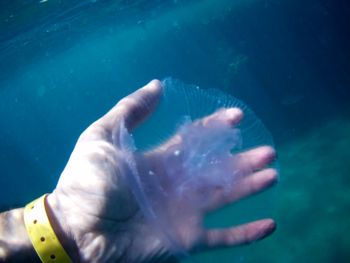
[225,108,243,123]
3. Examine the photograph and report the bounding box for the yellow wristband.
[24,194,72,263]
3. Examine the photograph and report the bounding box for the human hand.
[47,80,277,263]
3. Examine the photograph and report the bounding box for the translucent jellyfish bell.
[114,78,276,260]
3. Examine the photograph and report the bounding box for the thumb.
[96,79,162,133]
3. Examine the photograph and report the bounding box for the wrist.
[46,194,80,262]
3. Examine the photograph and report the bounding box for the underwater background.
[0,0,349,262]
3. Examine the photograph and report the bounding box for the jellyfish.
[113,78,277,260]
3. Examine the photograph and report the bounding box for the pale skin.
[0,80,277,262]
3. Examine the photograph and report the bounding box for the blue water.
[1,0,350,262]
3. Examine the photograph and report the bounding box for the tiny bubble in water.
[174,150,181,156]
